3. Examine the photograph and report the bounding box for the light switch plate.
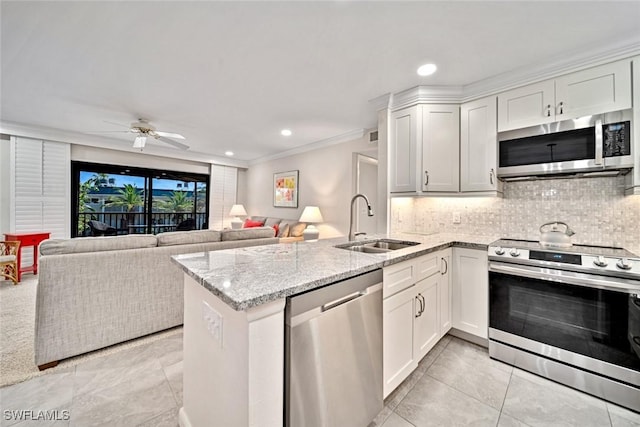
[452,212,461,224]
[202,301,223,347]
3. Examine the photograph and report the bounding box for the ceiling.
[2,1,640,164]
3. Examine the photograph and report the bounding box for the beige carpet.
[0,275,182,388]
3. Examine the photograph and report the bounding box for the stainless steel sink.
[335,239,420,253]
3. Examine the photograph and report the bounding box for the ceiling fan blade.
[155,136,189,150]
[155,130,185,140]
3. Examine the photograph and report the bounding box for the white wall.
[245,135,378,238]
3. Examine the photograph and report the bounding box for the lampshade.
[229,204,247,216]
[299,206,323,223]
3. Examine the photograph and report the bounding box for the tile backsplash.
[390,176,640,255]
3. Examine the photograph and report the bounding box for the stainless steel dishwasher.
[285,269,383,427]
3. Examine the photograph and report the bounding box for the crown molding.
[369,93,393,111]
[390,85,464,111]
[249,128,366,165]
[0,120,249,168]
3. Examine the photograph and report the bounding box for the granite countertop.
[171,233,498,311]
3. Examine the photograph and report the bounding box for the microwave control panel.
[603,121,631,157]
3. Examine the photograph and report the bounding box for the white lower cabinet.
[438,249,452,335]
[413,274,439,361]
[382,250,449,397]
[383,284,418,396]
[452,247,488,339]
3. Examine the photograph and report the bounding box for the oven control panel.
[488,245,640,277]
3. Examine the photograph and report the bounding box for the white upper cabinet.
[460,96,498,193]
[498,60,632,132]
[497,80,555,131]
[421,105,460,192]
[389,104,459,193]
[389,107,418,193]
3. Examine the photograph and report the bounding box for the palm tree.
[157,191,194,224]
[109,184,144,227]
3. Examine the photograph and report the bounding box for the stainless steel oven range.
[488,239,640,412]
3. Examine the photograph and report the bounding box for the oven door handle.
[489,262,640,294]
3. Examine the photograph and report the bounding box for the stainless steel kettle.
[539,221,575,248]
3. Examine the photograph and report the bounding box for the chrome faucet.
[349,193,374,241]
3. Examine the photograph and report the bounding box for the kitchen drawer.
[414,253,439,282]
[383,259,415,298]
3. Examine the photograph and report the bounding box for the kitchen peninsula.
[171,234,495,427]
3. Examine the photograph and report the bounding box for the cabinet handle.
[420,294,426,315]
[558,101,564,115]
[424,171,429,187]
[546,104,551,117]
[415,293,424,318]
[489,168,495,185]
[441,257,448,275]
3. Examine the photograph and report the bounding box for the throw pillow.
[289,222,307,237]
[272,223,280,236]
[243,218,265,228]
[277,223,290,238]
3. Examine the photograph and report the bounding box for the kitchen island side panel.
[179,273,285,427]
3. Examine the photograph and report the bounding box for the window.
[72,162,209,237]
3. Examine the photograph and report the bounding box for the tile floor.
[1,333,638,427]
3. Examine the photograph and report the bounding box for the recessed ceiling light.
[417,63,437,76]
[225,151,234,156]
[281,129,292,136]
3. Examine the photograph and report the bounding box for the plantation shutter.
[10,136,70,267]
[209,164,238,230]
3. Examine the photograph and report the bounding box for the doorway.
[353,153,378,236]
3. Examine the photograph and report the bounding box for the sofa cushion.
[221,227,275,241]
[40,235,158,255]
[250,216,267,224]
[289,222,307,237]
[156,230,222,247]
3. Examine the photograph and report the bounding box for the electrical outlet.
[452,212,461,224]
[202,301,223,346]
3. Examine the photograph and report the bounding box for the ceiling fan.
[92,119,189,150]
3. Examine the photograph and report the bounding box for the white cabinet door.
[389,106,418,193]
[461,96,498,192]
[555,60,631,120]
[383,284,417,397]
[414,274,439,360]
[497,80,555,131]
[438,250,452,336]
[421,105,460,192]
[452,248,488,339]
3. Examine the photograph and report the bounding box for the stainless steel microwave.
[497,110,633,179]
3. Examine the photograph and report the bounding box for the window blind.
[209,165,238,230]
[11,137,70,267]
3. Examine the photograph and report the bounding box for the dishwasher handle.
[322,291,365,312]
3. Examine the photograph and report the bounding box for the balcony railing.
[77,212,208,236]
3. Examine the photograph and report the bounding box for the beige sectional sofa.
[35,227,278,369]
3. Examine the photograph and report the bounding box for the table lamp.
[299,206,324,241]
[229,204,247,229]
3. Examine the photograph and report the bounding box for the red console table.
[4,232,50,282]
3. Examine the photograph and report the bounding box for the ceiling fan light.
[133,135,147,148]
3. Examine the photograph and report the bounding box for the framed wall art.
[273,170,298,208]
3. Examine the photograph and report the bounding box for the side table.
[4,232,51,282]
